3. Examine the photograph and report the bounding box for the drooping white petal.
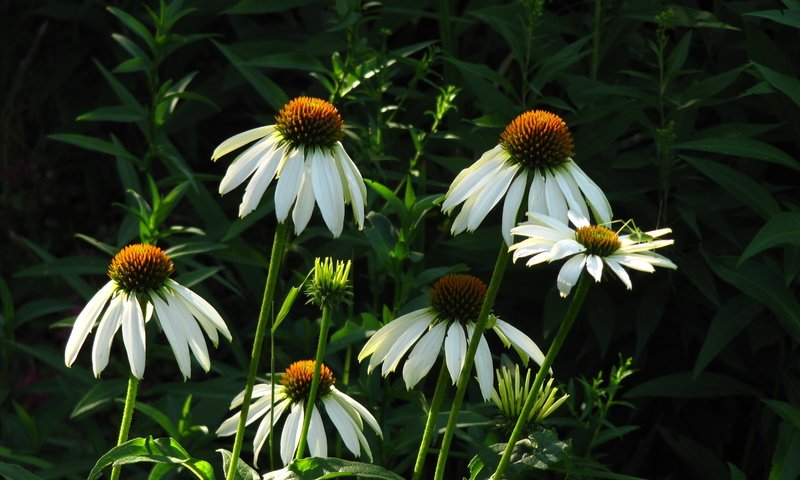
[167,279,231,344]
[604,257,632,290]
[211,126,273,161]
[307,405,328,458]
[467,324,493,401]
[380,314,432,376]
[322,396,360,456]
[402,321,447,390]
[144,302,154,323]
[334,144,366,230]
[237,144,285,218]
[330,388,382,437]
[528,169,547,215]
[553,168,590,220]
[567,210,591,229]
[91,294,124,377]
[450,194,478,235]
[358,309,431,365]
[151,294,191,380]
[65,281,115,366]
[544,171,568,223]
[280,403,304,466]
[165,292,211,373]
[442,146,506,213]
[217,392,276,437]
[230,383,283,409]
[615,254,657,272]
[501,171,527,246]
[566,160,612,224]
[585,254,604,282]
[493,319,546,368]
[444,322,467,384]
[310,149,346,237]
[547,238,586,262]
[252,398,291,467]
[121,295,146,379]
[273,149,305,222]
[292,162,316,235]
[466,163,518,231]
[557,254,587,297]
[219,135,278,195]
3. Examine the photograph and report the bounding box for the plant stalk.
[295,306,333,459]
[412,361,450,480]
[110,374,140,480]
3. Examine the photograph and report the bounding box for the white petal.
[528,169,547,215]
[334,144,366,230]
[444,322,467,384]
[91,294,124,377]
[553,169,590,219]
[604,258,632,290]
[442,146,506,212]
[219,135,278,195]
[501,171,527,246]
[237,144,284,218]
[307,404,328,458]
[252,398,291,467]
[121,296,146,379]
[211,126,273,161]
[450,194,477,235]
[164,291,211,373]
[310,149,346,237]
[585,254,604,282]
[217,393,274,437]
[167,279,231,344]
[615,254,658,272]
[330,388,382,437]
[567,210,590,229]
[466,163,518,231]
[380,314,432,376]
[273,149,305,222]
[493,319,546,368]
[544,171,569,223]
[152,294,191,380]
[65,281,115,366]
[292,161,316,235]
[280,403,304,466]
[322,396,360,456]
[467,324,493,401]
[566,161,612,224]
[358,309,430,364]
[548,238,586,262]
[230,383,282,409]
[402,321,447,390]
[557,254,587,297]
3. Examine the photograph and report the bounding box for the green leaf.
[48,133,139,164]
[217,449,260,480]
[213,40,288,111]
[740,212,800,263]
[70,380,127,418]
[0,462,45,480]
[107,7,155,51]
[763,399,800,431]
[86,437,215,480]
[769,422,800,480]
[274,286,302,332]
[77,105,145,123]
[14,255,106,277]
[263,457,404,480]
[692,295,763,377]
[111,33,153,69]
[245,53,326,72]
[752,62,800,106]
[364,179,405,218]
[675,138,800,172]
[745,9,800,29]
[625,372,759,398]
[682,156,780,219]
[132,401,180,439]
[93,60,146,116]
[728,463,747,480]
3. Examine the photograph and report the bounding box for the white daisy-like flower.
[441,110,612,245]
[357,274,547,401]
[510,211,677,297]
[64,244,232,380]
[216,360,382,466]
[211,96,367,238]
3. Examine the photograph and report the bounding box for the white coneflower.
[216,360,382,466]
[211,97,366,238]
[64,244,231,379]
[357,274,546,401]
[510,212,676,297]
[442,110,612,245]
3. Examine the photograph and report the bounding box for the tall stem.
[296,306,333,459]
[492,273,591,479]
[110,374,140,480]
[590,0,602,80]
[225,222,290,480]
[433,244,510,480]
[412,361,450,480]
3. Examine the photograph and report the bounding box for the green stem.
[492,273,591,479]
[412,361,450,480]
[296,306,333,459]
[590,0,602,80]
[110,374,140,480]
[225,222,290,480]
[433,244,510,480]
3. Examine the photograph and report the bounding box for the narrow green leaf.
[274,286,301,332]
[728,463,747,480]
[625,372,759,398]
[752,62,800,106]
[14,256,106,277]
[692,295,763,377]
[0,462,46,480]
[48,133,139,163]
[213,40,288,111]
[682,156,780,219]
[93,59,146,116]
[364,179,405,216]
[244,53,326,72]
[763,399,800,431]
[70,380,127,418]
[675,138,800,172]
[107,6,155,51]
[131,401,180,439]
[769,423,800,480]
[667,31,692,79]
[745,9,800,29]
[740,212,800,263]
[77,105,145,123]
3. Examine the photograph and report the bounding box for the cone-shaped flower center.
[575,225,621,256]
[108,244,174,294]
[429,274,487,323]
[275,97,344,150]
[281,360,336,402]
[499,110,575,169]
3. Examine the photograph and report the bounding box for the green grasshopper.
[602,219,655,243]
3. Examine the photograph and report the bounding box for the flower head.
[357,274,547,401]
[64,244,231,379]
[442,110,612,245]
[305,257,352,309]
[216,360,382,466]
[212,97,367,238]
[510,212,677,297]
[491,364,568,435]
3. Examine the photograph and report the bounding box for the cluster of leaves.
[2,0,799,479]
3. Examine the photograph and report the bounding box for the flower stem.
[296,305,333,459]
[412,361,450,480]
[225,222,290,480]
[110,374,140,480]
[491,273,591,479]
[433,243,510,480]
